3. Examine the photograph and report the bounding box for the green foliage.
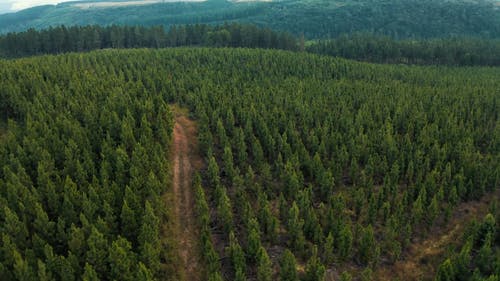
[0,47,498,281]
[280,249,298,281]
[308,34,500,66]
[287,201,306,255]
[338,224,353,261]
[1,0,499,39]
[358,225,377,266]
[0,23,298,58]
[227,231,246,280]
[247,218,263,264]
[434,212,500,281]
[436,259,455,281]
[340,271,352,281]
[257,247,273,281]
[304,245,326,281]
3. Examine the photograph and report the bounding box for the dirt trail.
[375,189,500,281]
[171,111,203,281]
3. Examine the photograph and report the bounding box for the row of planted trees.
[0,23,298,58]
[3,24,500,67]
[0,52,175,280]
[0,48,498,280]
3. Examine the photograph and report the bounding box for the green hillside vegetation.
[0,24,298,58]
[307,34,500,66]
[0,0,500,39]
[435,211,500,281]
[0,48,498,280]
[2,24,500,67]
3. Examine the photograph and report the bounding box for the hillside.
[0,48,498,281]
[0,0,500,38]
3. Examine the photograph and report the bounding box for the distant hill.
[0,0,500,38]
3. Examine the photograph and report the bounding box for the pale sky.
[0,0,76,12]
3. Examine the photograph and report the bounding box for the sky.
[0,0,76,13]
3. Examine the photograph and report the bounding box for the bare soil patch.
[169,107,203,281]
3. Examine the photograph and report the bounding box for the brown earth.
[374,189,500,281]
[170,108,203,281]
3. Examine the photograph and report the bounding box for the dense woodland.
[0,48,498,280]
[307,34,500,66]
[3,25,500,68]
[0,24,298,58]
[0,0,499,39]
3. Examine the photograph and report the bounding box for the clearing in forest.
[374,189,500,281]
[170,107,203,281]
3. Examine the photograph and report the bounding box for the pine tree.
[435,259,455,281]
[135,262,154,281]
[338,223,353,261]
[108,237,135,281]
[86,227,108,276]
[247,218,262,264]
[223,145,236,183]
[216,186,234,234]
[358,225,376,266]
[323,232,335,264]
[120,199,137,243]
[280,249,298,281]
[477,233,494,274]
[82,263,99,281]
[304,245,326,281]
[258,193,279,243]
[257,247,273,281]
[235,267,246,281]
[207,155,221,187]
[287,201,305,255]
[427,195,439,227]
[226,231,246,278]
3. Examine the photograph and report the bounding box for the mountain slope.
[0,47,498,281]
[0,0,499,38]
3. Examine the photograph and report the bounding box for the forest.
[0,48,498,281]
[0,24,298,58]
[307,34,500,66]
[0,0,499,39]
[2,24,500,68]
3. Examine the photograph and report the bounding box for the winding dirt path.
[171,111,203,281]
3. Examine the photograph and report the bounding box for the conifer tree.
[305,245,326,281]
[247,218,262,264]
[257,247,273,281]
[280,249,298,281]
[338,223,353,261]
[323,232,335,264]
[435,259,455,281]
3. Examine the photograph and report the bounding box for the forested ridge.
[2,24,500,67]
[0,48,498,280]
[1,0,499,39]
[0,24,298,58]
[307,34,500,66]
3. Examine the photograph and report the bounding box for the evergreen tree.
[358,225,376,265]
[280,250,298,281]
[435,259,455,281]
[338,223,353,261]
[257,247,273,281]
[305,245,326,281]
[247,218,262,264]
[323,232,335,264]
